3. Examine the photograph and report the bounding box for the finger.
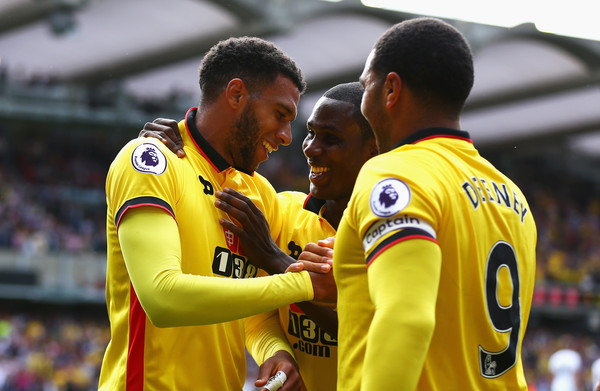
[215,191,264,228]
[166,141,185,158]
[150,119,185,157]
[138,129,166,143]
[301,242,334,259]
[161,125,185,157]
[297,248,333,263]
[140,121,174,134]
[255,361,276,387]
[296,260,331,273]
[277,370,305,391]
[317,236,335,249]
[216,190,252,211]
[223,187,264,215]
[138,127,185,157]
[260,370,287,391]
[152,118,179,128]
[285,262,304,273]
[217,218,245,237]
[215,198,251,228]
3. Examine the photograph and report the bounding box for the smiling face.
[229,74,300,172]
[303,96,376,201]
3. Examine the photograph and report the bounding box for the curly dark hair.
[323,82,373,141]
[198,36,306,103]
[371,17,474,112]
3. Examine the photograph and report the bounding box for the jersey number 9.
[479,241,521,378]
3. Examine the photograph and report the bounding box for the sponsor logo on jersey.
[212,246,256,278]
[369,178,410,217]
[131,143,167,175]
[288,309,337,358]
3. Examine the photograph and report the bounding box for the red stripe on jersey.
[366,234,437,268]
[127,284,146,391]
[290,303,304,313]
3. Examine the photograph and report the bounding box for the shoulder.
[277,191,309,207]
[111,137,182,173]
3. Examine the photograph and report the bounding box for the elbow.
[135,268,186,328]
[382,305,436,343]
[146,311,173,328]
[405,308,436,343]
[136,294,179,328]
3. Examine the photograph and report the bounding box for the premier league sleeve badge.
[131,143,168,175]
[369,178,411,217]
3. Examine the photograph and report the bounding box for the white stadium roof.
[1,0,600,153]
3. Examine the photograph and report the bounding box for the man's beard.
[229,103,261,172]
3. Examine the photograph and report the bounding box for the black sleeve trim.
[366,227,436,266]
[115,196,174,227]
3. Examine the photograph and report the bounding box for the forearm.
[254,249,296,275]
[362,239,441,389]
[245,310,293,365]
[119,208,314,327]
[295,302,338,339]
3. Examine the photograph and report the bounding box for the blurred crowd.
[0,128,123,257]
[0,310,598,390]
[3,127,600,292]
[523,326,600,391]
[0,311,109,391]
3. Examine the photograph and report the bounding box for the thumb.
[317,236,335,249]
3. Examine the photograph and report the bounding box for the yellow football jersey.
[275,191,338,391]
[334,128,537,390]
[100,108,310,390]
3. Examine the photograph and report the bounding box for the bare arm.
[215,187,338,336]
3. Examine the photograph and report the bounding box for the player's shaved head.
[323,82,373,141]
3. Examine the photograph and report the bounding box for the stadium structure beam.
[0,1,55,35]
[465,70,600,111]
[64,0,408,85]
[0,0,88,36]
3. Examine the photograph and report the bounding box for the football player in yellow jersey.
[331,17,537,390]
[100,37,332,391]
[140,81,377,391]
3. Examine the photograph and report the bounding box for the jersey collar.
[396,127,472,148]
[303,193,327,215]
[184,107,233,173]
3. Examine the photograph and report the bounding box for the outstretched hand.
[139,118,185,158]
[215,187,294,275]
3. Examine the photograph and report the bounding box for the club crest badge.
[369,178,410,217]
[131,143,167,175]
[223,227,239,253]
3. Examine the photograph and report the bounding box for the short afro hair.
[323,82,373,141]
[371,17,474,111]
[198,36,306,103]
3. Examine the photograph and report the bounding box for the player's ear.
[225,78,248,109]
[384,72,402,108]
